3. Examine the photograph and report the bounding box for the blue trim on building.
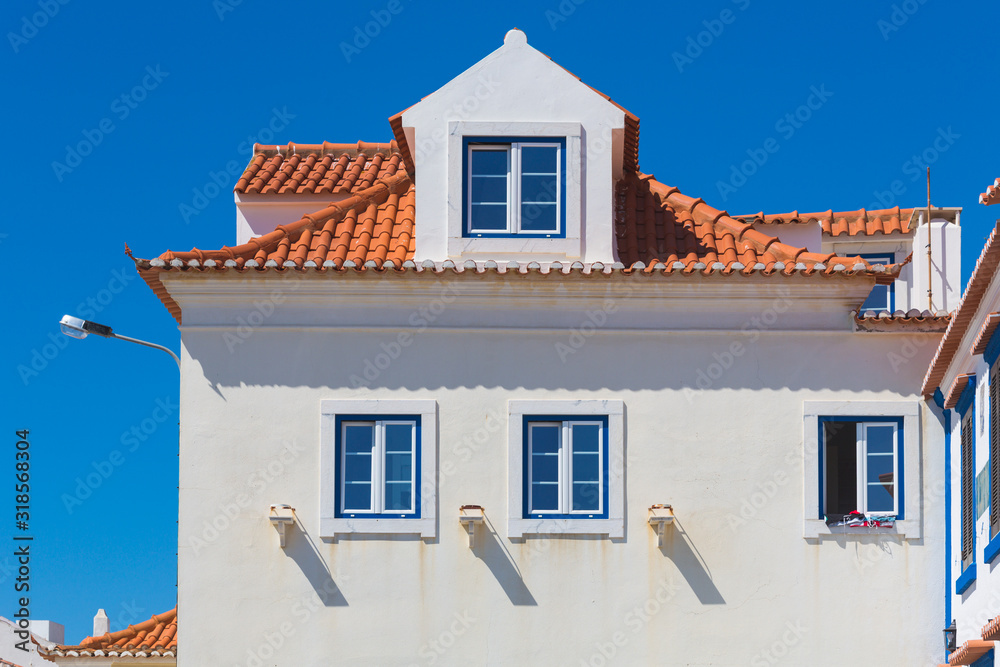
[985,531,1000,564]
[334,414,422,519]
[985,327,1000,367]
[521,415,609,519]
[462,136,568,239]
[971,648,995,667]
[859,253,895,311]
[942,402,952,651]
[957,377,977,417]
[816,416,904,520]
[957,561,977,594]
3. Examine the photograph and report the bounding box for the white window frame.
[803,401,919,540]
[339,419,417,516]
[508,399,624,539]
[821,421,899,518]
[466,141,562,236]
[320,399,437,538]
[447,121,583,260]
[526,420,605,516]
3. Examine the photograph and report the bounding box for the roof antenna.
[926,167,933,312]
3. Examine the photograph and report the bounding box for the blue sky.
[3,0,998,644]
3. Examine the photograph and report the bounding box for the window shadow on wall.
[658,517,725,605]
[284,520,349,606]
[473,515,537,606]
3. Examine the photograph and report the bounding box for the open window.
[822,419,900,520]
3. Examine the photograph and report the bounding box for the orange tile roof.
[136,168,899,325]
[736,207,917,237]
[983,614,1000,641]
[614,173,891,276]
[972,312,1000,356]
[944,372,976,409]
[923,220,1000,396]
[235,141,402,195]
[854,310,951,332]
[949,639,994,665]
[43,608,176,659]
[983,178,1000,206]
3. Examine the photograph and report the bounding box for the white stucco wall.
[400,30,626,263]
[168,272,945,666]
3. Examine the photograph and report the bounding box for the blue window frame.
[463,136,566,238]
[818,416,904,520]
[335,415,420,519]
[523,416,608,519]
[859,253,894,311]
[971,648,994,667]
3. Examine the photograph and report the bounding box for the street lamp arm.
[112,333,181,368]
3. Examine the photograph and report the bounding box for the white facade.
[149,29,960,666]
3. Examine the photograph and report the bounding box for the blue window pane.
[573,482,600,511]
[344,453,372,483]
[520,203,557,232]
[470,203,507,231]
[531,452,558,483]
[866,426,895,454]
[573,452,600,482]
[531,483,559,512]
[385,452,412,483]
[344,424,374,453]
[385,482,412,511]
[521,146,557,174]
[861,285,889,311]
[572,424,601,453]
[530,424,561,454]
[521,175,558,203]
[471,175,508,203]
[470,149,508,175]
[866,454,894,484]
[385,423,413,453]
[867,483,895,512]
[344,483,372,511]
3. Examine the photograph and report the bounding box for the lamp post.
[59,315,180,368]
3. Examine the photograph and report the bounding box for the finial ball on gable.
[504,28,527,45]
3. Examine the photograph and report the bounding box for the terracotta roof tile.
[972,312,1000,356]
[922,220,1000,396]
[983,178,1000,206]
[235,142,402,195]
[736,207,917,237]
[949,639,994,665]
[43,608,176,659]
[136,166,899,325]
[983,615,1000,641]
[854,310,951,332]
[944,373,976,409]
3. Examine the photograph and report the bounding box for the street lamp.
[59,315,180,368]
[944,619,957,652]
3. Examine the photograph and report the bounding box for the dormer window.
[464,137,565,238]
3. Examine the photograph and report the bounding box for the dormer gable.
[390,29,638,263]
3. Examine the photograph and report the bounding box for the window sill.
[957,562,978,594]
[985,532,1000,564]
[803,517,918,540]
[320,517,435,539]
[508,518,623,539]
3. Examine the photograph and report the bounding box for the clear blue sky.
[3,0,998,644]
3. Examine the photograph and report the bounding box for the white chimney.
[29,620,65,644]
[93,609,109,637]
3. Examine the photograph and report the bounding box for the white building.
[133,29,963,665]
[921,181,1000,667]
